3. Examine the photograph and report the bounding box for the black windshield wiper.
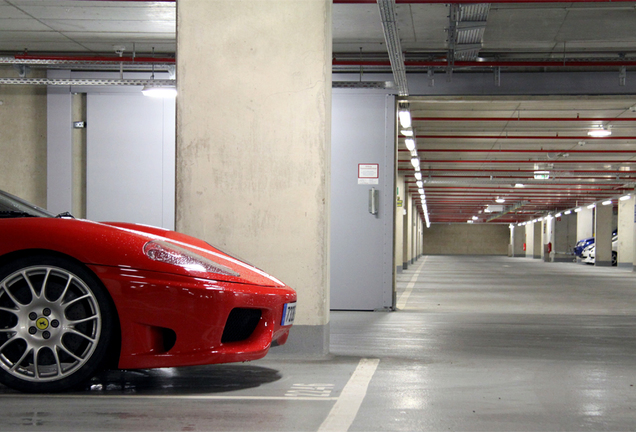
[56,211,75,219]
[0,211,37,219]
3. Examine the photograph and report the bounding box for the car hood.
[0,218,287,288]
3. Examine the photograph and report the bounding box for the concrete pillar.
[410,195,417,264]
[595,204,613,267]
[176,0,332,355]
[406,192,413,267]
[618,196,635,269]
[554,212,576,262]
[395,175,405,273]
[544,216,556,262]
[576,207,594,240]
[533,220,542,259]
[525,222,534,258]
[512,225,525,257]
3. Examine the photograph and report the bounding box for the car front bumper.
[89,264,297,369]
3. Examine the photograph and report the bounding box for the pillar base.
[267,323,330,358]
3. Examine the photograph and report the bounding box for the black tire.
[0,254,114,392]
[612,251,618,267]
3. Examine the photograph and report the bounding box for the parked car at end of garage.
[580,235,618,266]
[0,189,297,393]
[574,237,594,257]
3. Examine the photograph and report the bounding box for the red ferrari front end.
[89,222,298,370]
[91,264,296,369]
[0,188,296,392]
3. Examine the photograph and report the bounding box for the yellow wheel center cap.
[36,317,49,330]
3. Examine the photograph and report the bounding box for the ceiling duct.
[448,4,491,62]
[332,81,393,89]
[377,0,409,96]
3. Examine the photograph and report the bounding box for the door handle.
[369,188,379,215]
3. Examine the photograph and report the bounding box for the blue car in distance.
[574,237,594,257]
[574,229,617,258]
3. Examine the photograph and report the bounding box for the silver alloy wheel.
[0,265,102,383]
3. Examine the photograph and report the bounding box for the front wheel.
[0,255,114,392]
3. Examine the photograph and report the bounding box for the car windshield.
[0,190,54,218]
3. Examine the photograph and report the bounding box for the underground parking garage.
[1,0,636,430]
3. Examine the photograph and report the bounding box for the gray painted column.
[576,207,594,264]
[533,221,542,259]
[47,70,73,214]
[554,213,576,262]
[511,225,525,257]
[618,196,635,269]
[176,0,332,355]
[525,222,534,258]
[595,204,613,267]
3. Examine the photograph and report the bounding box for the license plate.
[281,302,296,326]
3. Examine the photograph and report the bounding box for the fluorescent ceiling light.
[555,213,562,217]
[472,216,478,220]
[620,194,631,201]
[495,197,505,203]
[533,170,549,180]
[574,207,582,213]
[398,109,412,128]
[142,86,177,98]
[602,200,612,206]
[587,127,611,137]
[416,180,423,188]
[587,204,595,209]
[418,188,424,195]
[401,129,414,137]
[414,172,422,180]
[514,183,525,188]
[404,138,416,151]
[411,157,420,169]
[467,220,474,224]
[564,210,572,215]
[410,149,418,157]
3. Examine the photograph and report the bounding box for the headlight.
[143,240,240,277]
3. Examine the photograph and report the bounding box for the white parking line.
[396,256,427,309]
[317,358,380,432]
[0,394,337,401]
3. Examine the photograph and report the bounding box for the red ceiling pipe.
[399,159,636,164]
[15,54,175,64]
[336,1,636,4]
[416,135,636,140]
[402,168,636,174]
[399,149,636,154]
[420,186,619,191]
[412,117,636,122]
[407,175,636,180]
[334,59,636,68]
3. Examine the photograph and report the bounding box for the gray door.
[86,93,175,229]
[330,91,395,310]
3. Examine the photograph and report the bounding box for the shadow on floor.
[75,364,282,395]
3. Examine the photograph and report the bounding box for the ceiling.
[1,0,636,225]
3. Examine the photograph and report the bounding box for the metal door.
[330,91,395,310]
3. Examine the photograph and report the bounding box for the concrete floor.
[1,255,636,431]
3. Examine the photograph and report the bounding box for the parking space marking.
[396,256,427,309]
[317,358,380,432]
[285,383,334,398]
[0,394,337,401]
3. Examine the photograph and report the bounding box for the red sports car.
[0,189,296,393]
